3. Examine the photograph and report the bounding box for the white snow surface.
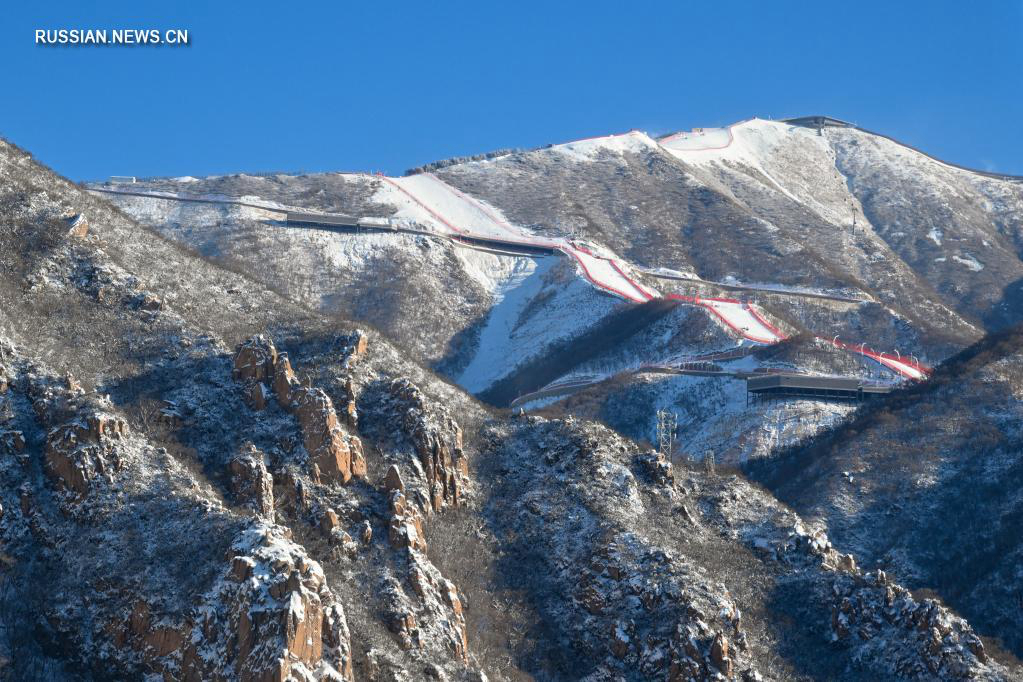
[952,253,984,272]
[549,130,661,162]
[698,299,785,344]
[373,172,658,303]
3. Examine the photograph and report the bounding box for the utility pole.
[656,409,677,458]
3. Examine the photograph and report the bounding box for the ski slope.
[378,170,926,380]
[666,295,785,344]
[90,121,934,382]
[362,168,930,380]
[374,172,657,304]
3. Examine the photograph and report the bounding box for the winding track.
[88,121,932,381]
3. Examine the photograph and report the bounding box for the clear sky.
[3,1,1022,180]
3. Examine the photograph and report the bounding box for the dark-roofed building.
[285,212,359,228]
[746,373,892,404]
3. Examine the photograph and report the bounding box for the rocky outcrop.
[829,570,990,679]
[183,524,354,681]
[106,524,353,681]
[763,519,997,679]
[378,550,469,665]
[232,336,366,485]
[387,379,469,513]
[45,410,127,497]
[573,530,753,680]
[635,450,674,486]
[292,387,359,484]
[486,418,763,680]
[229,445,275,520]
[387,489,427,552]
[233,335,279,410]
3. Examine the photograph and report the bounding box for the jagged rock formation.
[107,524,354,681]
[44,409,126,497]
[385,378,468,514]
[26,374,129,499]
[233,335,367,484]
[229,444,275,520]
[2,125,1022,681]
[183,524,354,682]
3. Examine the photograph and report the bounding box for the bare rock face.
[351,330,368,358]
[272,353,300,410]
[234,336,278,411]
[232,335,367,486]
[408,551,469,662]
[182,524,354,681]
[44,410,127,497]
[293,387,354,484]
[387,489,427,552]
[384,464,405,493]
[233,335,278,384]
[228,445,275,520]
[387,379,469,513]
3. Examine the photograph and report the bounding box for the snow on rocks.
[232,335,367,485]
[182,523,355,681]
[384,377,469,513]
[28,372,128,500]
[548,129,662,162]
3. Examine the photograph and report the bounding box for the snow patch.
[952,253,984,271]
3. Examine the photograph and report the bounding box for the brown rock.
[228,447,275,520]
[44,412,126,497]
[349,435,367,479]
[387,379,468,513]
[410,565,430,598]
[243,380,270,411]
[388,491,427,552]
[230,555,255,581]
[340,377,358,427]
[384,465,405,493]
[352,330,368,357]
[710,632,732,676]
[183,526,354,682]
[272,354,299,409]
[293,388,352,484]
[66,213,89,238]
[320,508,340,535]
[233,335,278,383]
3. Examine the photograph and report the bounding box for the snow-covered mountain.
[92,116,1023,460]
[2,115,1022,680]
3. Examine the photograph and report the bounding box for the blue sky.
[3,1,1022,180]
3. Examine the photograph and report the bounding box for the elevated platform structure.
[285,211,360,228]
[746,373,892,404]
